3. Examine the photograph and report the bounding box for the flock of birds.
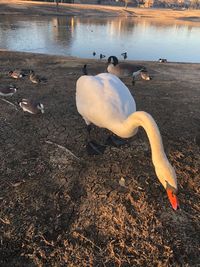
[0,69,46,114]
[0,54,179,210]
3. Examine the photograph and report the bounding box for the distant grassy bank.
[0,0,200,24]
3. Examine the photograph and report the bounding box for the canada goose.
[82,64,88,75]
[8,70,25,79]
[100,54,106,59]
[19,99,44,114]
[76,72,179,210]
[0,86,17,96]
[107,56,149,84]
[29,70,47,84]
[121,52,127,60]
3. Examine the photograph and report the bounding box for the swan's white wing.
[76,73,136,130]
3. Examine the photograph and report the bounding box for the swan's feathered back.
[76,73,136,131]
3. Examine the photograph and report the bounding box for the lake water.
[0,15,200,63]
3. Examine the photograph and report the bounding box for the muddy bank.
[0,51,200,266]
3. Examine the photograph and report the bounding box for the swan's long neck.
[128,111,167,165]
[112,111,167,166]
[111,111,178,208]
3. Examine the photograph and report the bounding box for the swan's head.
[155,162,179,210]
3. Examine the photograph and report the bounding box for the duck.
[107,56,150,85]
[8,70,25,79]
[76,72,179,210]
[158,58,167,63]
[0,86,17,96]
[19,99,44,114]
[29,70,47,84]
[121,52,127,60]
[140,70,152,81]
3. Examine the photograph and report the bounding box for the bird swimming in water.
[121,52,127,60]
[100,54,106,59]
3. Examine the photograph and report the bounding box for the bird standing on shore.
[121,52,127,60]
[107,56,151,84]
[0,86,17,96]
[8,70,25,79]
[19,99,44,114]
[76,72,179,210]
[29,70,47,84]
[158,58,167,63]
[82,64,88,75]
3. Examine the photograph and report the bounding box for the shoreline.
[1,49,200,65]
[0,0,200,24]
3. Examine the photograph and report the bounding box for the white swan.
[76,73,179,210]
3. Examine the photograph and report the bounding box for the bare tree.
[122,0,135,8]
[190,0,200,8]
[55,0,59,11]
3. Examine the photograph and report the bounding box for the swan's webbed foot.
[105,135,128,147]
[86,140,106,155]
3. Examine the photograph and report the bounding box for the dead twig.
[45,140,80,161]
[73,231,102,252]
[0,217,10,225]
[36,233,54,247]
[4,180,25,188]
[0,98,19,111]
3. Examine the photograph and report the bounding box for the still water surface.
[0,15,200,63]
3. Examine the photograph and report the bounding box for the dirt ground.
[0,50,199,266]
[0,3,200,267]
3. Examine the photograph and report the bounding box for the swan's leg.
[86,124,92,141]
[105,135,128,147]
[85,124,106,155]
[106,128,138,147]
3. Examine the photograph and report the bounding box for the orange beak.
[167,189,179,210]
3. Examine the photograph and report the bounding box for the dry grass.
[0,51,200,266]
[0,0,200,25]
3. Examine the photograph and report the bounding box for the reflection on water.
[0,15,200,62]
